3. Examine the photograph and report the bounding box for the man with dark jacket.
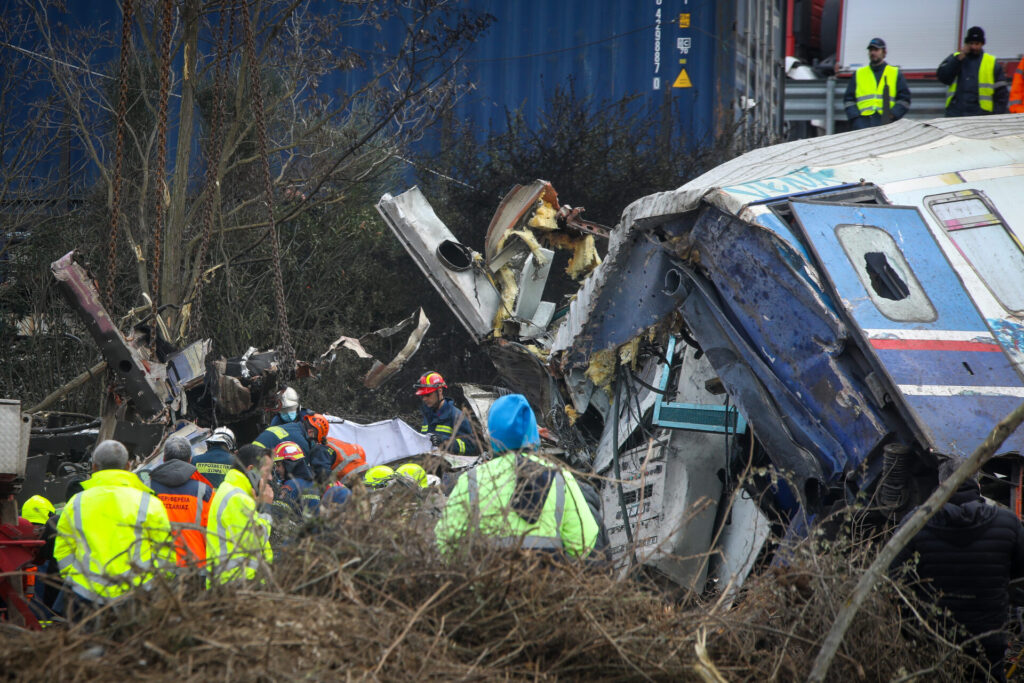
[843,37,911,130]
[891,460,1024,681]
[415,371,478,456]
[192,427,235,488]
[937,26,1009,116]
[150,436,215,567]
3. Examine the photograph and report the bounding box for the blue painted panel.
[790,203,989,333]
[873,347,1015,388]
[790,201,1024,456]
[684,205,895,488]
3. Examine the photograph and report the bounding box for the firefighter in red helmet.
[415,371,478,456]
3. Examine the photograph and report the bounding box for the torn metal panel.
[709,489,771,607]
[511,248,554,323]
[364,309,430,389]
[376,188,500,342]
[50,251,169,418]
[679,205,894,488]
[165,339,211,396]
[483,180,559,261]
[319,308,431,390]
[602,427,727,591]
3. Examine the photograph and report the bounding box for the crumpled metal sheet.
[321,308,431,389]
[50,251,169,418]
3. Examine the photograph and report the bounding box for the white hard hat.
[206,426,236,451]
[278,387,299,411]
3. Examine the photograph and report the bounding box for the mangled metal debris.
[380,118,1024,597]
[320,307,431,389]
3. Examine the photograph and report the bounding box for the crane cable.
[188,0,237,337]
[104,0,135,311]
[241,0,295,378]
[148,0,174,356]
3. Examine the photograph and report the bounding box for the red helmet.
[414,371,447,396]
[272,441,305,462]
[302,413,330,443]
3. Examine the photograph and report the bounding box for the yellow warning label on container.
[679,13,690,28]
[673,67,692,88]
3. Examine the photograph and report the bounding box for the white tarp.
[324,415,431,466]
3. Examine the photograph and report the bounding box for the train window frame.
[835,223,938,323]
[926,190,1024,314]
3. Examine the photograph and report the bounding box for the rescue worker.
[435,394,599,559]
[396,463,429,488]
[54,440,175,611]
[843,37,911,130]
[1009,54,1024,114]
[271,441,320,518]
[19,496,56,617]
[205,443,274,586]
[301,413,336,482]
[192,427,235,488]
[415,371,478,456]
[148,436,214,568]
[252,418,311,461]
[270,386,313,426]
[365,465,395,489]
[937,26,1009,116]
[891,460,1024,682]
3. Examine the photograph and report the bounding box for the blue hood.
[488,394,540,453]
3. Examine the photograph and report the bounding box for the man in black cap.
[937,26,1008,116]
[843,37,911,130]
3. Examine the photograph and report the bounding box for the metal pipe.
[825,75,836,134]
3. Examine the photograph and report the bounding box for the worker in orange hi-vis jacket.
[1009,55,1024,113]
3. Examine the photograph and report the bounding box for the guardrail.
[784,77,949,134]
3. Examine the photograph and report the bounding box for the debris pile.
[0,499,968,680]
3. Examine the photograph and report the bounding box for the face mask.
[280,410,297,422]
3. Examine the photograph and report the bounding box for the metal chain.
[241,1,295,377]
[105,0,135,311]
[188,0,236,337]
[149,0,174,355]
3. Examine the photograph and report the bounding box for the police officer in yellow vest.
[937,26,1009,117]
[843,37,911,130]
[54,440,175,611]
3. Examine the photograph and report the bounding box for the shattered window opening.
[835,224,937,323]
[925,190,1024,314]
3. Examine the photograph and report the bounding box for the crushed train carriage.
[378,114,1024,594]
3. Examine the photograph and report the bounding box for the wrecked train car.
[378,115,1024,593]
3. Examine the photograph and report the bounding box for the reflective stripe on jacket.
[854,64,898,115]
[947,52,996,111]
[252,423,311,455]
[53,469,175,604]
[205,469,273,585]
[419,398,478,455]
[435,452,599,558]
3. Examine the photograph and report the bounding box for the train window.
[835,224,937,322]
[926,190,1024,314]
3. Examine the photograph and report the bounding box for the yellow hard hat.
[21,495,55,524]
[395,463,428,488]
[364,465,395,488]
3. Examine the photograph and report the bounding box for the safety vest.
[854,64,898,116]
[54,469,175,604]
[155,477,211,567]
[327,436,368,483]
[1010,56,1024,113]
[435,452,599,558]
[205,469,273,585]
[946,52,996,111]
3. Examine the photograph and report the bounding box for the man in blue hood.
[891,459,1024,681]
[435,394,599,558]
